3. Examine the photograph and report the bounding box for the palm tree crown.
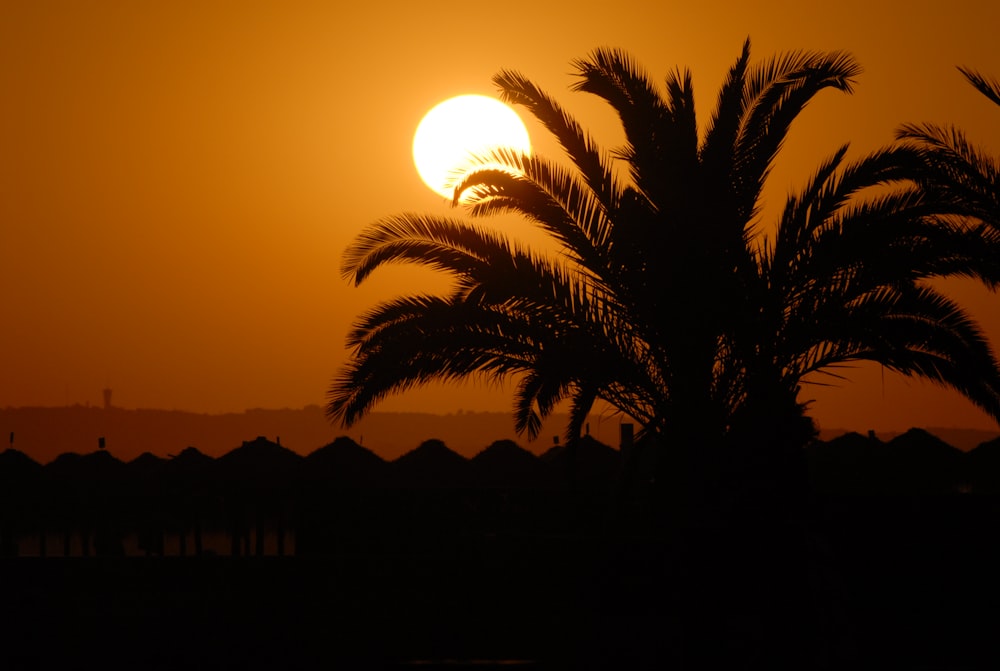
[328,40,1000,462]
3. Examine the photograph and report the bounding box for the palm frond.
[340,214,514,282]
[735,50,862,221]
[572,48,700,212]
[703,38,752,161]
[565,385,599,444]
[453,148,620,271]
[958,66,1000,107]
[782,284,1000,422]
[493,69,619,210]
[896,122,1000,225]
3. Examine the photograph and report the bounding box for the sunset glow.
[412,95,531,200]
[1,2,999,436]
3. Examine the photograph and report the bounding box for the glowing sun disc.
[413,94,531,200]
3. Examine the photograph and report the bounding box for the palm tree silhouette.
[896,67,1000,232]
[328,40,1000,519]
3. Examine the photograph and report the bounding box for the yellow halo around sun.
[412,94,531,201]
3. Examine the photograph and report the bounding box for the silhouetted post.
[242,520,250,556]
[178,528,188,557]
[38,528,46,558]
[276,509,285,557]
[63,527,71,556]
[229,507,250,557]
[255,509,265,557]
[194,518,203,556]
[230,510,241,557]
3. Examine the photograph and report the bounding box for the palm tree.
[328,41,1000,518]
[896,67,1000,230]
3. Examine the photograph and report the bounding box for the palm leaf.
[958,66,1000,107]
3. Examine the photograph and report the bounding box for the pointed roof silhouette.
[540,434,619,490]
[304,435,386,487]
[167,446,214,470]
[219,436,302,466]
[968,434,1000,455]
[45,449,125,477]
[806,428,970,494]
[0,448,43,492]
[968,434,1000,458]
[884,428,964,493]
[469,439,545,489]
[391,438,469,488]
[967,435,1000,492]
[805,430,889,494]
[124,451,168,493]
[217,436,303,487]
[886,427,960,455]
[42,450,128,502]
[0,448,42,476]
[127,451,166,472]
[161,446,216,486]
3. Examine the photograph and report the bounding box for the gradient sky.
[3,2,1000,434]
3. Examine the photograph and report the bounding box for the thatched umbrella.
[539,434,619,492]
[390,438,469,489]
[967,436,1000,493]
[885,428,964,494]
[469,439,545,490]
[805,431,889,495]
[0,449,43,556]
[304,436,386,488]
[164,446,218,556]
[44,450,126,556]
[217,437,303,556]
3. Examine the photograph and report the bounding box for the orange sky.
[2,2,1000,435]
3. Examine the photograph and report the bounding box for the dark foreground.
[2,495,999,670]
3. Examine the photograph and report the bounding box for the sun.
[413,95,531,201]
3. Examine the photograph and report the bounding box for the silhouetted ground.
[2,432,1000,669]
[2,495,999,670]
